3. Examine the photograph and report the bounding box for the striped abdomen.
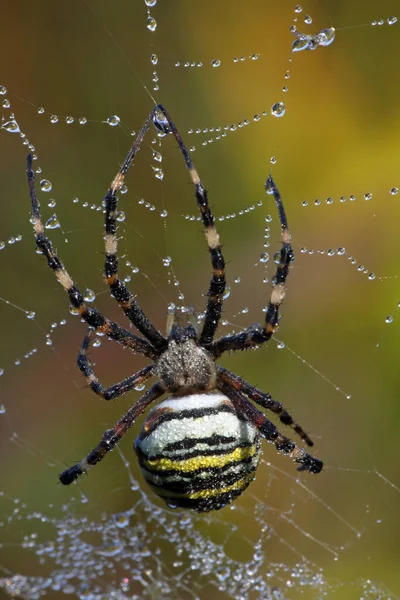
[135,392,261,512]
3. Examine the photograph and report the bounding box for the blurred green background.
[1,0,400,598]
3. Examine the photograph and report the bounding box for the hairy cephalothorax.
[27,104,322,512]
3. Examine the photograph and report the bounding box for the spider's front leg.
[78,329,154,400]
[217,379,323,474]
[59,382,165,485]
[26,154,157,361]
[211,176,293,357]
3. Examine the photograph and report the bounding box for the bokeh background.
[1,0,400,598]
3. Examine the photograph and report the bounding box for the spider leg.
[217,366,313,446]
[211,176,294,358]
[26,155,157,361]
[59,382,165,485]
[78,329,154,400]
[217,379,322,474]
[142,104,226,346]
[92,104,225,347]
[103,184,166,351]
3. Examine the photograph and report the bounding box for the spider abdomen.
[135,392,261,512]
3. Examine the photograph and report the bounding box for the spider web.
[1,1,400,599]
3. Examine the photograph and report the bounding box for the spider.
[27,104,322,512]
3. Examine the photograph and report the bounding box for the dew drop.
[160,209,168,218]
[40,179,52,192]
[146,16,157,31]
[364,192,372,200]
[271,102,286,118]
[145,0,157,5]
[45,214,60,229]
[211,59,221,67]
[26,311,36,320]
[151,53,158,65]
[385,315,394,324]
[259,252,269,263]
[106,115,120,127]
[66,116,74,124]
[318,27,335,46]
[0,85,7,95]
[50,115,59,124]
[135,383,146,392]
[92,337,102,348]
[162,256,172,267]
[390,187,398,195]
[2,119,20,133]
[387,16,398,25]
[0,404,6,414]
[277,342,285,349]
[79,117,87,125]
[368,273,376,280]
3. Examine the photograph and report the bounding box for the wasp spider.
[27,105,322,512]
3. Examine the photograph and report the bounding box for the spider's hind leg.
[59,382,165,485]
[217,366,314,447]
[217,378,323,475]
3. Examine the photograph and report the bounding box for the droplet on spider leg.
[83,289,96,302]
[153,110,170,135]
[222,286,231,300]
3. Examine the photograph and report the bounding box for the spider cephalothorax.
[27,104,322,512]
[155,325,216,394]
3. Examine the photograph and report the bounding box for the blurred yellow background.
[1,1,400,598]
